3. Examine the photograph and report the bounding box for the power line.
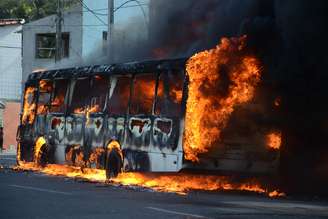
[71,3,149,16]
[77,0,107,25]
[114,0,148,26]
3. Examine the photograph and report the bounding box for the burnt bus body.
[17,58,279,176]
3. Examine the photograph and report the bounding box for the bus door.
[45,79,69,143]
[84,75,109,167]
[151,71,185,171]
[106,75,132,146]
[65,78,90,150]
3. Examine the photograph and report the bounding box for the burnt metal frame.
[20,58,188,165]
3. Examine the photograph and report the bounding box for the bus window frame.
[49,78,70,115]
[106,74,133,117]
[36,79,53,115]
[154,70,185,117]
[88,75,110,114]
[21,83,38,125]
[68,77,92,114]
[129,73,157,116]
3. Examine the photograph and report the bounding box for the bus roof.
[26,58,187,84]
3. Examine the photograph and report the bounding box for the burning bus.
[17,37,281,178]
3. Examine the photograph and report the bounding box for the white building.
[22,1,108,83]
[0,19,24,101]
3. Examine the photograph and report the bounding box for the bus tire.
[35,144,48,167]
[34,137,49,167]
[105,143,123,179]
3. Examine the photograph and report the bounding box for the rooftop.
[0,19,25,26]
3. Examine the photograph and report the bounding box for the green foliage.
[0,0,79,21]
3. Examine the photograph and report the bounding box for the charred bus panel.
[17,58,280,176]
[18,59,186,174]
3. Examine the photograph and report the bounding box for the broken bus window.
[37,80,53,115]
[107,75,131,115]
[155,71,184,116]
[22,86,37,124]
[70,78,91,114]
[88,75,109,113]
[50,79,69,113]
[130,74,156,115]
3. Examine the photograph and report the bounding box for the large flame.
[22,87,37,124]
[266,131,282,150]
[184,36,261,162]
[15,162,284,197]
[34,137,46,163]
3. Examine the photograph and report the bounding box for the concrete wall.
[22,5,83,83]
[3,102,20,150]
[0,24,22,100]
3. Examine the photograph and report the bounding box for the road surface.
[1,154,327,219]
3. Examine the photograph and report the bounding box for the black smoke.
[109,0,328,196]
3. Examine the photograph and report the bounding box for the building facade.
[0,19,23,101]
[22,5,83,83]
[22,0,108,83]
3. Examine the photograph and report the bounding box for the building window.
[102,31,108,41]
[36,33,69,59]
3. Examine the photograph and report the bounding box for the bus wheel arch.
[105,140,123,179]
[34,136,53,166]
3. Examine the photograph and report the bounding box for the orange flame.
[34,137,46,163]
[15,162,284,197]
[74,105,100,114]
[22,87,37,124]
[266,131,282,150]
[184,36,261,162]
[274,97,281,107]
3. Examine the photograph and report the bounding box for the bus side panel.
[85,115,105,148]
[64,115,84,146]
[35,115,47,136]
[106,116,125,145]
[46,115,66,144]
[152,117,180,151]
[122,149,182,172]
[126,116,152,149]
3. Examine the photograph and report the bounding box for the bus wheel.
[105,141,123,179]
[34,137,48,167]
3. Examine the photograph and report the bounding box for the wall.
[0,24,22,100]
[22,5,83,83]
[3,102,20,150]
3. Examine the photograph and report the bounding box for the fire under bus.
[17,57,280,179]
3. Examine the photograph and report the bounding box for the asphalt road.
[1,154,328,219]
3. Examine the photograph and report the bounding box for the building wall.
[22,5,83,83]
[82,0,108,59]
[0,24,22,100]
[3,102,20,150]
[0,108,3,128]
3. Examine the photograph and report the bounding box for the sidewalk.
[0,146,16,156]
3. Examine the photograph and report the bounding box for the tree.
[0,0,79,21]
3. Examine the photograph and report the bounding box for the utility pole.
[108,0,114,61]
[55,0,63,62]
